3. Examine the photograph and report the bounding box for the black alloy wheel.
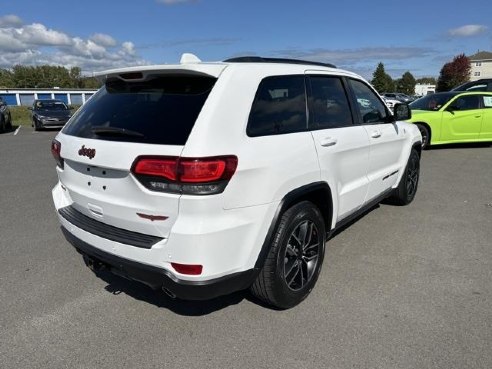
[387,148,420,206]
[405,151,419,200]
[283,220,321,291]
[250,201,326,309]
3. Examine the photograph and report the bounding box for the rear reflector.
[171,263,203,275]
[131,155,237,195]
[51,139,64,168]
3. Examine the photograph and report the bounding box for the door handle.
[475,115,481,118]
[320,137,338,147]
[370,130,382,138]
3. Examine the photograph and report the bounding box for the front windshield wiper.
[92,126,145,138]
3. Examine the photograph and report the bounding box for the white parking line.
[14,126,21,135]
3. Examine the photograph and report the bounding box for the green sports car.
[407,91,492,149]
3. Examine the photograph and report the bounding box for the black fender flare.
[253,182,333,271]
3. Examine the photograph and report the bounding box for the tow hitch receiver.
[83,254,106,272]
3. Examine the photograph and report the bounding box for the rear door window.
[247,75,307,137]
[63,75,216,145]
[308,76,353,129]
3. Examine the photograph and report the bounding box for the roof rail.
[224,56,336,69]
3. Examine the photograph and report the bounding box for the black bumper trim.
[61,227,257,300]
[58,205,163,249]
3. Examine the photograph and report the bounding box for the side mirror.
[393,103,411,121]
[28,107,33,110]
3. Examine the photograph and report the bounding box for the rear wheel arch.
[253,182,333,271]
[411,142,422,157]
[251,200,327,308]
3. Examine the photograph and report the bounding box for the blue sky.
[1,0,491,79]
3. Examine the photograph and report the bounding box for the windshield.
[62,75,216,145]
[409,93,456,111]
[36,101,68,111]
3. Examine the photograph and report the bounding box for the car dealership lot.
[1,128,491,369]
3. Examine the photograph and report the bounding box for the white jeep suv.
[52,55,421,309]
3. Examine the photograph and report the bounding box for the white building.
[0,88,98,106]
[415,83,435,96]
[469,51,492,81]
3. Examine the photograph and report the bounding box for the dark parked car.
[30,99,73,131]
[452,79,492,92]
[0,97,13,133]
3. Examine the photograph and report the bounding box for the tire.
[6,113,12,130]
[250,201,326,309]
[5,113,12,131]
[388,149,420,206]
[34,119,40,131]
[0,116,5,133]
[416,123,430,150]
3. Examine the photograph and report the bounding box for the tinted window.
[309,76,353,129]
[348,79,388,124]
[247,75,307,137]
[449,95,480,110]
[34,100,68,111]
[409,93,455,111]
[63,75,216,145]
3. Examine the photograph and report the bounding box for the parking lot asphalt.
[0,126,491,369]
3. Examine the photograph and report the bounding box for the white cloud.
[90,33,117,47]
[0,29,27,52]
[16,23,72,46]
[448,25,488,37]
[0,14,23,27]
[121,41,136,55]
[0,20,146,73]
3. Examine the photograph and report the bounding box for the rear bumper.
[61,227,257,300]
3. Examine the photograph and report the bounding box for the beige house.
[469,51,492,81]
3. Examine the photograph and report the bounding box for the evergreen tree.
[371,62,394,93]
[396,71,416,95]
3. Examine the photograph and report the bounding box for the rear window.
[62,75,216,145]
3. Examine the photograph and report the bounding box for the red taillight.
[171,263,203,275]
[131,155,238,195]
[51,139,64,168]
[133,158,178,181]
[180,157,236,182]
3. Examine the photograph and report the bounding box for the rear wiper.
[92,127,144,138]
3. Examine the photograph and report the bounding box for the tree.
[80,77,101,89]
[395,71,416,95]
[436,54,471,92]
[416,77,437,85]
[371,62,394,93]
[0,69,14,88]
